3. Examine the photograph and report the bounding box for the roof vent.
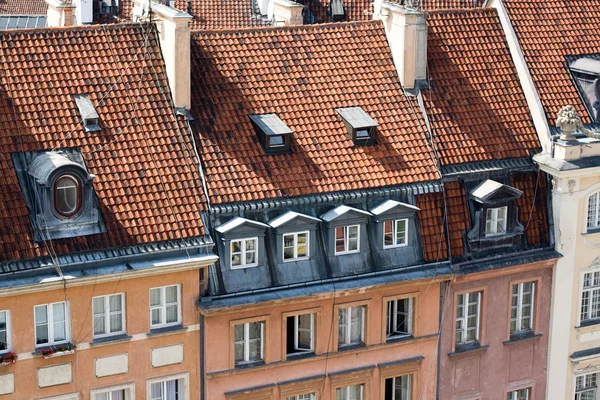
[330,0,345,22]
[73,94,101,132]
[249,113,293,155]
[336,106,378,146]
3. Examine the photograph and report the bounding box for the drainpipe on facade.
[199,311,205,400]
[436,280,446,400]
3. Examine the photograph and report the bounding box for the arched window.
[53,174,81,217]
[588,191,600,230]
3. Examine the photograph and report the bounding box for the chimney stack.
[377,1,427,90]
[273,0,304,26]
[75,0,93,24]
[46,0,76,27]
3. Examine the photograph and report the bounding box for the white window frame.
[335,225,360,255]
[383,219,408,248]
[92,293,126,339]
[485,206,507,236]
[455,291,481,346]
[575,372,597,400]
[385,374,412,400]
[507,387,530,400]
[588,191,600,231]
[511,282,535,334]
[336,384,364,400]
[230,237,259,269]
[234,321,264,365]
[580,269,600,324]
[34,301,70,347]
[146,373,189,400]
[292,313,314,353]
[386,298,413,339]
[285,394,316,400]
[338,306,365,347]
[0,310,11,353]
[283,231,310,262]
[149,285,181,329]
[90,382,135,400]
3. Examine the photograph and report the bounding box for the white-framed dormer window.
[507,388,530,400]
[283,232,309,261]
[335,225,360,255]
[150,285,180,329]
[510,282,534,334]
[92,293,125,338]
[0,310,10,353]
[34,301,69,346]
[231,237,258,268]
[581,271,600,323]
[386,298,413,340]
[455,291,481,346]
[588,192,600,231]
[338,306,365,348]
[383,219,408,248]
[485,206,507,236]
[576,373,597,400]
[234,321,264,366]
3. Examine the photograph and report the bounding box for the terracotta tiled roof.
[299,0,372,23]
[424,8,541,166]
[418,0,484,11]
[512,171,549,246]
[444,180,468,257]
[503,0,600,125]
[0,0,47,15]
[190,21,439,205]
[417,191,448,262]
[0,23,206,262]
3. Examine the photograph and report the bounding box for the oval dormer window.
[54,175,81,217]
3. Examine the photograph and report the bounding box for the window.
[507,388,530,400]
[589,192,600,230]
[338,306,365,348]
[384,375,411,400]
[234,321,264,365]
[91,383,135,400]
[576,373,597,400]
[150,285,180,329]
[336,384,364,400]
[150,378,182,400]
[286,313,314,355]
[283,232,309,261]
[286,394,315,400]
[335,225,360,254]
[510,282,534,334]
[386,298,412,339]
[231,238,258,268]
[485,206,507,236]
[581,271,600,323]
[455,292,481,346]
[95,390,127,400]
[92,293,125,338]
[34,302,69,346]
[54,174,81,217]
[383,219,408,248]
[0,310,9,353]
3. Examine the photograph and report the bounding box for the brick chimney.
[376,1,427,90]
[46,0,76,27]
[273,0,304,26]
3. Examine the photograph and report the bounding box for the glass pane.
[231,253,241,266]
[151,382,162,400]
[36,324,49,345]
[150,288,162,306]
[231,241,241,253]
[234,341,244,363]
[270,135,284,146]
[396,220,406,244]
[165,286,178,303]
[94,314,105,335]
[53,303,67,341]
[248,322,262,340]
[298,329,311,350]
[248,339,261,361]
[93,297,105,316]
[246,251,256,264]
[297,233,307,257]
[166,305,178,323]
[0,332,7,351]
[54,321,66,342]
[110,313,123,332]
[246,239,256,251]
[35,305,48,325]
[95,394,109,400]
[284,247,294,259]
[348,384,362,400]
[55,175,79,214]
[336,227,345,253]
[384,221,393,246]
[151,308,162,325]
[109,295,122,312]
[234,324,244,341]
[284,234,294,248]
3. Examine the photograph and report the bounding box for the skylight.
[336,106,378,146]
[73,94,101,132]
[249,113,293,154]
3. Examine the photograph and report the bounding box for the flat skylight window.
[249,113,293,154]
[336,106,378,146]
[73,94,101,132]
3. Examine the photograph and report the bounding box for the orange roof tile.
[190,21,440,205]
[0,23,206,262]
[418,0,484,10]
[0,0,47,15]
[512,171,549,246]
[424,9,541,166]
[503,0,600,125]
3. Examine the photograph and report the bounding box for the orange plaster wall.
[203,279,443,400]
[0,268,202,400]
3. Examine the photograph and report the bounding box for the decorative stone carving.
[556,105,600,141]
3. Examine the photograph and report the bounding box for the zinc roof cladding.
[0,0,47,15]
[502,0,600,126]
[190,20,440,205]
[424,9,541,166]
[0,23,207,263]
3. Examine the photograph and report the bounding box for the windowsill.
[230,264,259,270]
[147,324,187,337]
[285,351,316,361]
[90,333,132,347]
[503,331,542,345]
[576,319,600,329]
[32,343,76,357]
[448,343,489,357]
[383,244,408,250]
[283,257,310,263]
[337,342,366,352]
[582,228,600,236]
[385,334,414,344]
[234,360,265,370]
[334,250,360,256]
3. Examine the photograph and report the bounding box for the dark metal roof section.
[0,15,47,30]
[336,106,378,145]
[249,113,293,154]
[249,113,293,136]
[566,54,600,123]
[330,0,345,21]
[73,94,101,132]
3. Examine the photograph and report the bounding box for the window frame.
[509,279,537,336]
[452,287,486,351]
[282,308,320,360]
[230,237,259,269]
[92,293,126,339]
[34,301,70,347]
[385,297,413,340]
[229,315,270,369]
[279,375,324,400]
[587,191,600,231]
[579,269,600,325]
[379,358,420,400]
[381,293,418,343]
[0,310,11,354]
[485,206,508,237]
[145,372,189,400]
[234,321,265,366]
[334,224,361,255]
[383,218,409,249]
[506,388,530,400]
[90,382,135,400]
[337,304,366,349]
[149,284,181,330]
[335,384,364,400]
[575,372,597,400]
[53,174,82,218]
[282,231,310,262]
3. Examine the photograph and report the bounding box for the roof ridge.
[427,7,497,15]
[191,19,382,36]
[0,20,141,35]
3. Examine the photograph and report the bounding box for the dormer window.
[485,206,507,237]
[249,113,293,154]
[335,225,360,254]
[54,174,81,217]
[231,237,258,268]
[73,94,101,132]
[336,106,378,146]
[567,55,600,122]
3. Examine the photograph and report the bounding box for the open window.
[336,106,378,146]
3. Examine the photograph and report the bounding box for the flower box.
[39,344,76,359]
[0,352,17,366]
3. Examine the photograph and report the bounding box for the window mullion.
[294,233,298,259]
[162,287,167,328]
[105,296,111,334]
[48,304,54,344]
[476,292,481,341]
[516,284,523,332]
[244,323,250,362]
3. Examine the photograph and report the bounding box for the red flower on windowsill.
[39,343,76,359]
[0,352,17,365]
